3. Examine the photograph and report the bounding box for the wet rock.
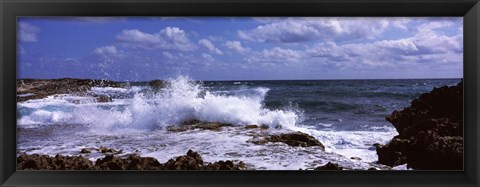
[97,146,122,154]
[195,122,232,131]
[149,80,166,89]
[80,148,92,154]
[17,78,124,102]
[350,157,362,161]
[245,124,269,129]
[266,132,325,150]
[95,154,162,170]
[96,95,112,103]
[18,150,245,170]
[375,138,408,166]
[164,149,204,170]
[376,80,463,170]
[205,160,246,170]
[166,126,189,132]
[314,162,343,170]
[17,153,95,170]
[167,120,233,132]
[163,150,245,170]
[246,137,270,145]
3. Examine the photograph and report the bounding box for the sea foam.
[18,75,301,132]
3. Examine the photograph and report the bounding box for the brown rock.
[96,95,112,103]
[266,132,325,149]
[80,148,91,154]
[167,120,233,132]
[350,157,362,161]
[17,78,124,102]
[149,80,166,89]
[205,160,246,170]
[95,154,162,170]
[17,153,95,170]
[314,162,343,170]
[376,80,463,170]
[98,146,122,154]
[17,150,246,170]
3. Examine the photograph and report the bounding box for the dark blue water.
[203,79,461,131]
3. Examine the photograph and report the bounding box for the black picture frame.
[1,0,479,186]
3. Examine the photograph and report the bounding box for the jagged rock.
[266,132,325,149]
[350,157,362,161]
[246,137,270,145]
[96,95,112,103]
[162,150,245,170]
[95,154,162,170]
[17,150,245,170]
[98,146,122,154]
[149,80,166,88]
[17,153,94,170]
[245,124,269,129]
[80,148,92,154]
[167,120,233,132]
[375,139,408,166]
[17,78,124,102]
[205,160,246,170]
[376,80,463,170]
[164,150,205,170]
[314,162,343,170]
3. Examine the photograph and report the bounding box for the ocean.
[16,76,462,170]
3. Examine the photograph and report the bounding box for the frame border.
[1,0,479,186]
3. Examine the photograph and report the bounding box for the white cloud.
[116,27,195,51]
[415,21,453,34]
[162,51,175,59]
[198,39,223,55]
[38,56,80,64]
[94,45,118,55]
[239,17,411,43]
[19,22,40,42]
[201,53,215,62]
[306,29,462,68]
[225,41,250,54]
[246,47,304,64]
[94,45,125,59]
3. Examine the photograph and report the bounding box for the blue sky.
[18,17,463,81]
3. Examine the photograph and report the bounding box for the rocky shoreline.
[17,78,167,102]
[17,78,463,170]
[17,78,122,102]
[375,80,463,170]
[17,150,246,170]
[18,149,348,170]
[17,120,333,170]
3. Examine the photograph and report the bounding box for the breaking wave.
[18,75,301,132]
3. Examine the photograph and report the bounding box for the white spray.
[18,75,301,132]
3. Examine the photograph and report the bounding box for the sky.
[17,17,463,81]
